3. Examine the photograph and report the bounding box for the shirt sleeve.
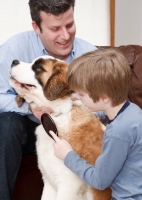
[64,136,129,190]
[93,111,107,123]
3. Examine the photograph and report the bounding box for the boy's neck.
[105,101,126,121]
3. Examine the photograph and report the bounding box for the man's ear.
[43,63,73,101]
[32,21,41,35]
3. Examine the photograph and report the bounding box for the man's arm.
[0,43,30,115]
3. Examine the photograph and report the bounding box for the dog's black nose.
[11,60,20,67]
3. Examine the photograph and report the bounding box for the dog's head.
[9,56,73,107]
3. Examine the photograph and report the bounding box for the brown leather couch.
[11,45,142,200]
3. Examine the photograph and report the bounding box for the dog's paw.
[15,95,25,107]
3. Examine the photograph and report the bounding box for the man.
[0,0,96,199]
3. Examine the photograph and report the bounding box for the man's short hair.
[29,0,75,30]
[67,48,131,107]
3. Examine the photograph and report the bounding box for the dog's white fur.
[9,56,111,200]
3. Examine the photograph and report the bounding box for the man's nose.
[60,28,70,40]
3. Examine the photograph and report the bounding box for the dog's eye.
[33,64,44,72]
[37,65,42,69]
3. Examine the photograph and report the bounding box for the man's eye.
[51,28,58,32]
[67,22,74,29]
[67,23,73,28]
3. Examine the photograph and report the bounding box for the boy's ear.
[102,95,109,104]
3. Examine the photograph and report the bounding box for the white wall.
[75,0,110,46]
[115,0,142,46]
[0,0,32,44]
[0,0,110,45]
[1,1,142,49]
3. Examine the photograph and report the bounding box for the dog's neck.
[31,96,73,117]
[48,98,83,117]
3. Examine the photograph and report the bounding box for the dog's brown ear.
[43,62,73,101]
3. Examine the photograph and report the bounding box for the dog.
[9,55,111,200]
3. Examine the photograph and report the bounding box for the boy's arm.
[64,136,129,190]
[51,131,129,190]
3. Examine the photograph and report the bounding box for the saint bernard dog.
[9,56,111,200]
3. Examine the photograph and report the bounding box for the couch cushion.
[118,45,142,109]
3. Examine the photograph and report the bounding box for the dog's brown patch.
[59,105,112,200]
[33,59,73,100]
[71,107,111,200]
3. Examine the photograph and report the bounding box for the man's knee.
[0,112,27,146]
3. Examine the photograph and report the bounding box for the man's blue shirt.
[0,30,97,122]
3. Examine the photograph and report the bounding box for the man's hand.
[50,131,73,160]
[29,104,53,121]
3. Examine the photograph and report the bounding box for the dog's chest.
[35,111,71,177]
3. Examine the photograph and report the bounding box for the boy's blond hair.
[67,48,131,106]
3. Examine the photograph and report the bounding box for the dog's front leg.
[55,184,92,200]
[41,181,56,200]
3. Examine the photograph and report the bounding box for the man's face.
[33,7,76,61]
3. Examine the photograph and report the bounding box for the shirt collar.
[71,40,75,56]
[108,101,130,124]
[66,40,75,63]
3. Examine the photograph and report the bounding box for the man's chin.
[56,49,72,60]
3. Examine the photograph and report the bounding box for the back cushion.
[118,45,142,109]
[97,45,142,109]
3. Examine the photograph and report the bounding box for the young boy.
[50,48,142,200]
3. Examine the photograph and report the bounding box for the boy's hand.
[50,131,73,160]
